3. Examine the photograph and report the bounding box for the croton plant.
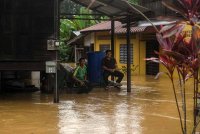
[147,0,200,133]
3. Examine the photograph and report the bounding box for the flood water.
[0,76,197,134]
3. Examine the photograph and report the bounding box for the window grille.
[99,44,110,52]
[120,44,133,64]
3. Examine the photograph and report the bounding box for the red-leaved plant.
[147,0,200,133]
[124,0,200,133]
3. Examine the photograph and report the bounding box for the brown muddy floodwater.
[0,76,197,134]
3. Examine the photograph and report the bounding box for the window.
[120,44,133,64]
[99,44,110,52]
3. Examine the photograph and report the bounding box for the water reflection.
[58,95,143,134]
[0,92,58,134]
[112,103,142,134]
[0,76,196,134]
[58,76,195,134]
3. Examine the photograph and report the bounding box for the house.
[79,20,192,76]
[0,0,58,92]
[67,0,187,77]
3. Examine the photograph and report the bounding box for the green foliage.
[60,0,80,14]
[71,7,99,29]
[120,65,139,74]
[60,19,76,41]
[128,0,139,4]
[59,19,75,61]
[59,6,107,61]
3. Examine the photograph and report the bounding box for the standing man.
[73,58,92,93]
[102,50,124,87]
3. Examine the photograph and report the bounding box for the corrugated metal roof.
[115,26,147,34]
[80,21,147,34]
[80,21,122,32]
[79,20,176,34]
[138,20,177,26]
[70,0,151,17]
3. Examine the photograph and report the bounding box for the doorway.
[146,40,159,75]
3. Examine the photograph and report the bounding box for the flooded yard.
[0,76,197,134]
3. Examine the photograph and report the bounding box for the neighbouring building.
[0,0,58,92]
[78,21,192,76]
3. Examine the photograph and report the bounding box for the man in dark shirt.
[102,50,124,87]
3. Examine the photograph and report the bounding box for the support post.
[111,18,115,56]
[126,15,131,92]
[0,72,1,93]
[111,18,115,81]
[54,0,59,103]
[75,45,77,63]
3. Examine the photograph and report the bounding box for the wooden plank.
[0,61,45,71]
[0,0,56,64]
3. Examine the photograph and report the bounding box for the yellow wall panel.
[139,41,146,75]
[91,27,195,78]
[93,31,147,76]
[95,32,111,51]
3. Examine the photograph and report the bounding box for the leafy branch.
[120,65,139,74]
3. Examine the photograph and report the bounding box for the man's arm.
[102,58,114,72]
[102,65,114,72]
[84,66,87,81]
